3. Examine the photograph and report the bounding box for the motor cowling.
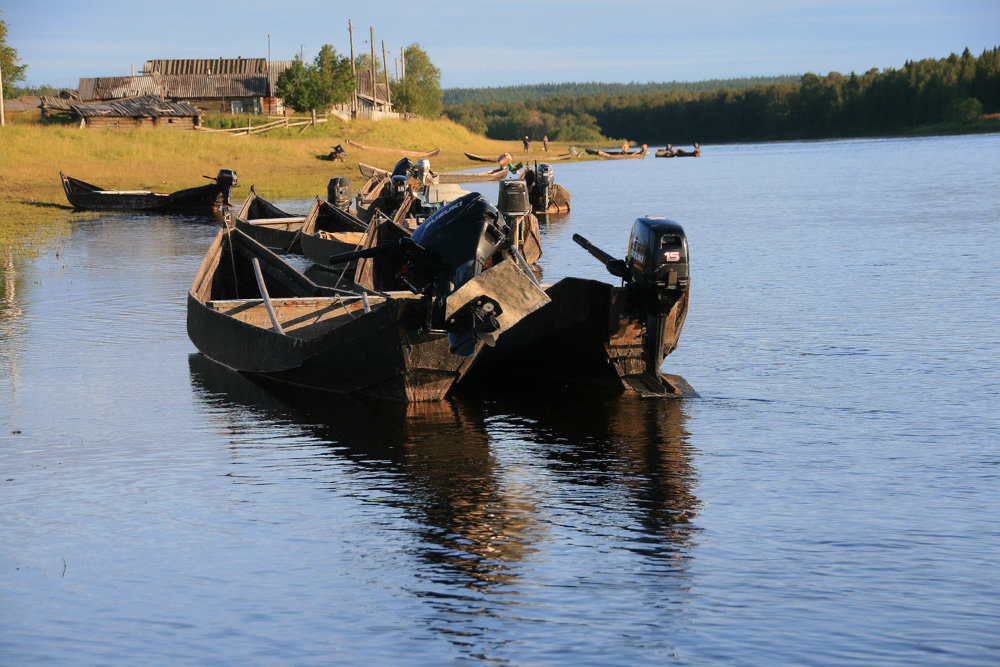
[626,217,689,321]
[216,169,238,189]
[327,176,352,211]
[412,192,507,290]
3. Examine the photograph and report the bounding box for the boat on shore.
[60,169,238,214]
[466,217,696,398]
[596,149,645,160]
[188,195,550,401]
[346,139,440,158]
[359,162,508,184]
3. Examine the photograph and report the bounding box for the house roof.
[142,58,268,76]
[79,61,297,101]
[70,95,200,118]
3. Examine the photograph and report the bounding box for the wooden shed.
[70,95,201,130]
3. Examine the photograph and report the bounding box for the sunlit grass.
[0,112,566,255]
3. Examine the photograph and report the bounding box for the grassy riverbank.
[0,112,573,254]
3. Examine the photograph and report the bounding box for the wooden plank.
[251,258,284,334]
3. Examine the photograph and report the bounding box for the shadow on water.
[188,352,700,599]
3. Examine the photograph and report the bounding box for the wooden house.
[78,58,294,115]
[70,95,200,130]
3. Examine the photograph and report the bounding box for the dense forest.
[444,47,1000,144]
[442,77,800,105]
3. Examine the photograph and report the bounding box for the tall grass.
[0,112,552,253]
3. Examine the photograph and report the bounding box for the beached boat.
[60,170,238,214]
[358,162,508,184]
[188,195,550,401]
[596,149,645,160]
[466,217,696,398]
[346,139,440,158]
[465,152,502,163]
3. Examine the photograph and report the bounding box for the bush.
[943,97,983,123]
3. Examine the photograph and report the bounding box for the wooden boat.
[298,199,370,270]
[346,139,440,158]
[523,164,571,215]
[465,152,502,162]
[232,189,308,253]
[358,162,508,184]
[60,170,237,214]
[674,143,701,157]
[596,149,645,160]
[465,218,696,398]
[188,200,549,401]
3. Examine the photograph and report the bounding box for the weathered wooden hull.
[359,162,507,184]
[233,190,305,253]
[60,172,229,215]
[464,152,501,162]
[596,150,645,160]
[187,227,477,402]
[346,139,440,158]
[467,277,693,397]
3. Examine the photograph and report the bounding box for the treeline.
[444,47,1000,143]
[442,76,800,105]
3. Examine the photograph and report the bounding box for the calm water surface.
[2,134,999,664]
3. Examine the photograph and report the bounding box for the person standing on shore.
[523,136,530,151]
[542,135,548,152]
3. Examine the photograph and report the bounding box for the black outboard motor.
[327,176,352,211]
[574,217,689,384]
[215,169,238,206]
[524,163,554,213]
[327,193,510,356]
[389,158,413,201]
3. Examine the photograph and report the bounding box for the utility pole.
[348,20,357,116]
[348,20,356,76]
[401,46,406,81]
[369,27,376,109]
[382,40,391,107]
[0,58,5,128]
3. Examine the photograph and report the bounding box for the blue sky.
[4,0,998,90]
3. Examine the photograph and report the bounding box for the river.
[2,133,998,664]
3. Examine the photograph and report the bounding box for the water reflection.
[188,353,699,634]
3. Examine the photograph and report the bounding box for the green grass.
[0,112,561,255]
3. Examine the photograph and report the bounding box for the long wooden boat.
[465,152,502,162]
[596,149,645,160]
[60,170,237,214]
[359,162,507,184]
[346,139,440,158]
[232,189,310,253]
[465,218,696,398]
[188,203,549,401]
[298,199,369,270]
[656,144,700,158]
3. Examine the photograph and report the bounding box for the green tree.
[276,45,355,112]
[1,12,28,98]
[391,44,442,118]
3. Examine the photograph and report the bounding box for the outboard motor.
[215,169,238,206]
[497,180,531,252]
[414,158,433,184]
[327,176,352,211]
[535,163,554,212]
[327,193,511,357]
[573,217,689,386]
[389,158,414,201]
